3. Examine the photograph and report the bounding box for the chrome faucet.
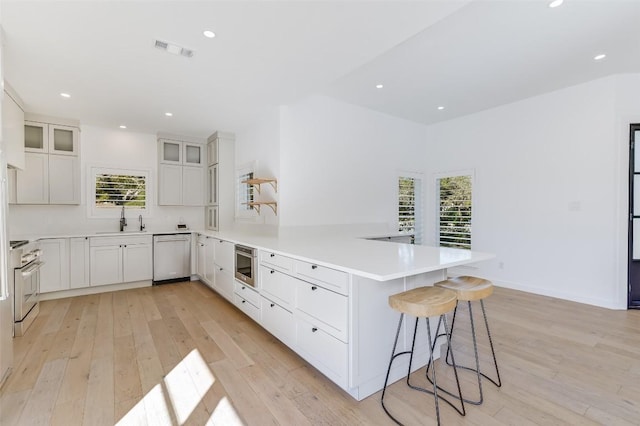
[139,215,145,232]
[120,206,127,232]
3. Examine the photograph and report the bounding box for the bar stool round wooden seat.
[381,286,465,425]
[433,276,502,405]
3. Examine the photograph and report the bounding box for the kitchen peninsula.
[196,228,494,400]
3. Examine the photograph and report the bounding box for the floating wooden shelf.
[242,178,278,194]
[245,201,278,215]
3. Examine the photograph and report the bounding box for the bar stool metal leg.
[381,313,407,425]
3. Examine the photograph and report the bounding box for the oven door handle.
[21,261,45,277]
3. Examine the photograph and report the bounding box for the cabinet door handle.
[242,286,246,290]
[311,265,318,270]
[270,270,275,274]
[241,300,246,304]
[311,286,317,291]
[270,303,275,308]
[270,253,275,258]
[312,327,318,332]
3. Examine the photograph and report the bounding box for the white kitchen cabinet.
[205,206,218,231]
[39,238,69,293]
[16,153,48,204]
[205,132,234,230]
[296,279,348,342]
[196,235,206,282]
[234,293,260,323]
[48,155,80,204]
[261,296,295,346]
[204,236,215,285]
[24,120,79,156]
[90,245,122,286]
[158,138,205,206]
[69,237,90,289]
[207,137,218,166]
[123,243,153,282]
[182,166,204,206]
[207,165,218,205]
[16,153,79,205]
[90,235,152,286]
[260,266,295,310]
[158,164,182,205]
[295,315,348,388]
[213,238,234,271]
[3,88,25,169]
[214,266,234,302]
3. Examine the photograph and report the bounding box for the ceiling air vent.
[154,39,194,58]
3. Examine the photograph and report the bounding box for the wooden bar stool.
[381,286,465,425]
[433,276,502,405]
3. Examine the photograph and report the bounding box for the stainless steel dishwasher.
[153,233,191,283]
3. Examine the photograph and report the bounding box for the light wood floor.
[1,281,639,425]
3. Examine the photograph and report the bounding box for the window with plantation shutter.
[437,174,472,249]
[89,167,150,217]
[398,175,422,244]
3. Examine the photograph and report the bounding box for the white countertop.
[199,229,494,281]
[14,227,493,282]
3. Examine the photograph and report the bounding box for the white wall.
[279,95,429,230]
[8,125,204,237]
[234,106,281,227]
[426,75,636,309]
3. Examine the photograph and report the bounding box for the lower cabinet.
[295,315,348,388]
[261,296,295,347]
[196,234,206,282]
[214,266,234,302]
[90,235,152,286]
[39,238,69,293]
[234,292,260,322]
[69,237,90,289]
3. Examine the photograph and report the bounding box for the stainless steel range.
[11,240,43,336]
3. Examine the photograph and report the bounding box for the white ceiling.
[2,1,639,138]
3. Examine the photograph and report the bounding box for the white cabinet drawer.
[295,316,348,388]
[234,293,260,322]
[296,280,348,342]
[260,266,295,309]
[294,260,348,295]
[234,280,260,306]
[261,296,295,347]
[260,251,293,272]
[90,235,151,247]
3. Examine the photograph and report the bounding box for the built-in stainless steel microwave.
[234,244,256,287]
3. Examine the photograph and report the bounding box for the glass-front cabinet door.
[184,143,203,166]
[48,124,79,155]
[24,121,47,153]
[159,139,182,164]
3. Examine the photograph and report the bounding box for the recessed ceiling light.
[376,84,383,89]
[594,54,607,61]
[437,106,445,110]
[165,112,173,117]
[60,93,71,98]
[119,125,127,129]
[548,0,563,8]
[203,30,216,39]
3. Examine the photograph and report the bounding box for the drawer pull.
[270,253,275,257]
[270,270,275,274]
[311,265,318,270]
[311,286,317,291]
[242,286,246,290]
[312,327,318,332]
[241,300,246,304]
[270,303,275,308]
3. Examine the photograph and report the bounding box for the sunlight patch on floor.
[116,349,244,425]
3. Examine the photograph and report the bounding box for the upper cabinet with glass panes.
[24,121,79,156]
[159,139,204,166]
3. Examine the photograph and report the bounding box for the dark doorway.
[628,124,640,308]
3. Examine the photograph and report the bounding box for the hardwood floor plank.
[209,358,279,426]
[17,357,67,425]
[83,355,115,426]
[201,319,254,369]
